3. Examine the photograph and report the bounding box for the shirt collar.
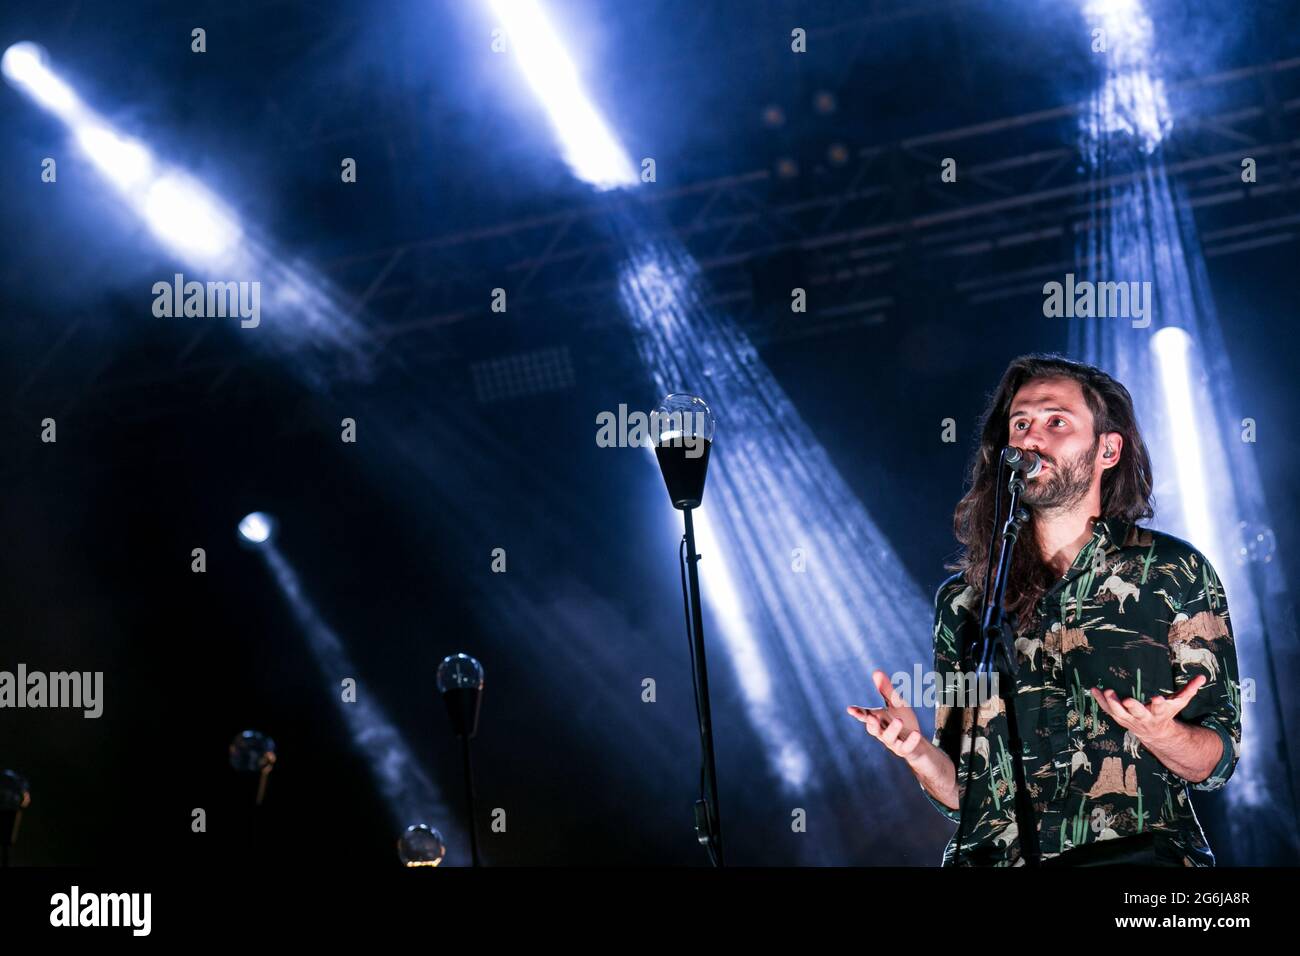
[1095,516,1133,556]
[1053,515,1131,589]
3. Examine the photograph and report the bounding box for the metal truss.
[317,55,1300,353]
[8,37,1299,449]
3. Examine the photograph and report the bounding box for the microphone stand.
[0,809,19,867]
[460,735,481,868]
[680,505,725,866]
[954,463,1041,866]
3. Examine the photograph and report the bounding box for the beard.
[1021,437,1098,512]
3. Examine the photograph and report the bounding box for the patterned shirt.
[920,517,1241,866]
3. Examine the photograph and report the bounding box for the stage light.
[486,0,636,190]
[1072,0,1284,832]
[2,42,79,118]
[142,172,242,261]
[237,511,276,546]
[1080,0,1169,153]
[4,41,245,269]
[5,43,374,381]
[73,123,153,191]
[1084,0,1152,57]
[254,545,457,848]
[1087,0,1143,23]
[1151,327,1215,556]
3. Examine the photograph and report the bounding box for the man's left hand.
[1089,675,1207,746]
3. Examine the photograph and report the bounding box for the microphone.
[653,393,715,510]
[437,652,484,740]
[437,653,485,868]
[1002,446,1043,478]
[229,729,277,806]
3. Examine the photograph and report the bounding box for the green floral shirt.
[922,517,1241,866]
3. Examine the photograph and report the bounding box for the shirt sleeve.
[1167,552,1241,792]
[920,576,967,822]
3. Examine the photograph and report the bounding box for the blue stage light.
[1151,327,1216,553]
[4,41,242,265]
[237,512,275,546]
[486,0,637,190]
[2,42,79,117]
[4,42,373,384]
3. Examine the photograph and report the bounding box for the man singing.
[847,354,1241,866]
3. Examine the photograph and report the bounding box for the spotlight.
[2,41,43,81]
[1079,0,1169,152]
[257,547,451,836]
[4,41,372,380]
[486,0,636,190]
[1152,326,1214,552]
[4,41,245,267]
[237,511,277,547]
[2,42,78,117]
[142,172,242,261]
[397,824,447,867]
[73,123,153,191]
[1088,0,1143,24]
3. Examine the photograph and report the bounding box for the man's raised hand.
[846,668,927,765]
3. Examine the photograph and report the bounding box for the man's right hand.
[846,668,957,807]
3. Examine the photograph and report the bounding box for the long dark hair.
[950,354,1154,622]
